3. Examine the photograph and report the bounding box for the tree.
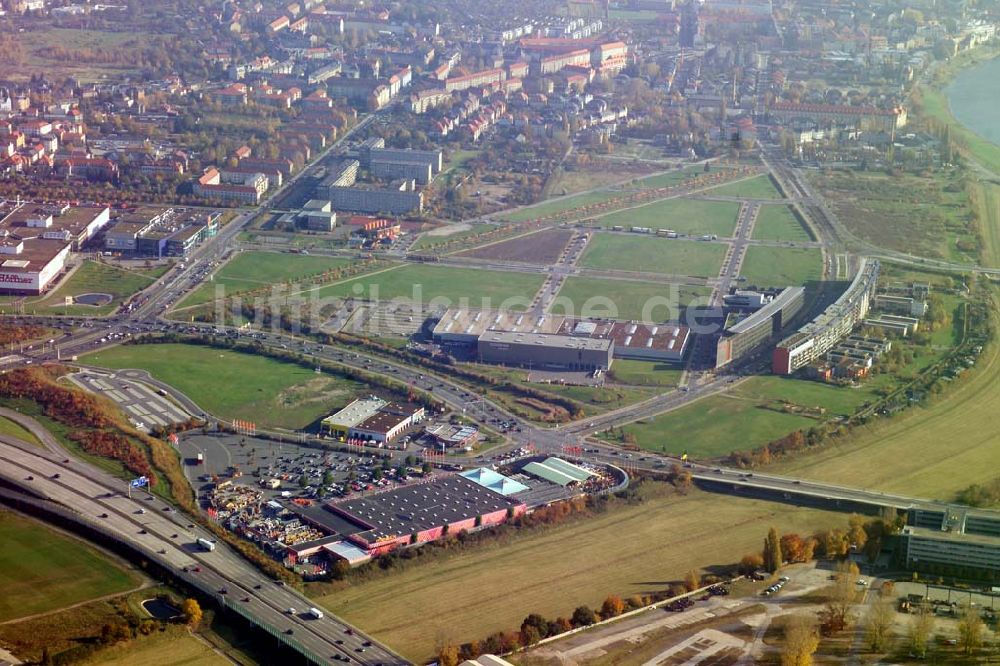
[907,603,934,658]
[601,595,626,619]
[780,533,805,563]
[181,598,203,628]
[764,527,782,573]
[684,569,701,592]
[571,605,597,627]
[781,614,820,666]
[958,603,984,655]
[438,642,460,666]
[864,594,894,651]
[823,560,859,633]
[739,552,764,575]
[847,515,868,552]
[520,613,549,640]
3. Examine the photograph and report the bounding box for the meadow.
[83,344,365,430]
[579,234,726,278]
[597,198,740,237]
[739,246,823,287]
[0,511,138,622]
[703,174,783,200]
[752,205,813,242]
[7,261,166,317]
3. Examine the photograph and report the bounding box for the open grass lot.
[703,174,783,200]
[552,277,711,322]
[498,191,623,222]
[606,359,683,387]
[597,198,740,237]
[0,415,43,447]
[85,630,228,666]
[632,166,729,190]
[178,251,352,308]
[970,181,1000,268]
[0,511,138,622]
[83,344,365,430]
[313,265,545,311]
[772,295,1000,501]
[533,384,658,414]
[752,205,812,242]
[411,223,499,250]
[314,486,844,662]
[579,235,726,278]
[603,393,818,458]
[806,169,978,263]
[740,246,822,287]
[545,163,658,198]
[4,28,151,82]
[8,261,166,317]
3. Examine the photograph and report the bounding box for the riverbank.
[914,46,1000,174]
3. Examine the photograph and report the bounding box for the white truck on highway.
[308,607,324,619]
[196,537,215,552]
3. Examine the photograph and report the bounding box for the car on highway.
[99,513,108,518]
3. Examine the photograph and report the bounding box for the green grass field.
[552,277,711,322]
[579,235,726,278]
[740,246,823,287]
[752,206,812,242]
[631,166,707,189]
[807,169,978,264]
[411,224,499,250]
[312,265,545,311]
[606,359,683,387]
[7,261,165,317]
[604,393,818,458]
[0,511,138,622]
[498,191,623,222]
[597,198,740,237]
[772,294,1000,501]
[83,344,366,430]
[971,181,1000,268]
[178,251,353,308]
[703,174,783,200]
[313,487,844,661]
[86,630,228,666]
[0,416,42,447]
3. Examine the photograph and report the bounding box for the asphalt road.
[0,436,407,665]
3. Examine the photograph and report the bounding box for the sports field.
[752,205,812,242]
[579,235,726,278]
[0,511,138,622]
[179,251,353,308]
[313,265,545,311]
[314,488,844,661]
[773,300,1000,501]
[597,198,740,237]
[739,246,823,287]
[10,261,165,316]
[83,344,366,430]
[551,278,711,322]
[703,174,783,200]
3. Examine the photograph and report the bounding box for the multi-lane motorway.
[0,434,406,665]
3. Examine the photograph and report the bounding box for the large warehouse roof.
[460,468,529,496]
[523,458,594,487]
[479,329,612,352]
[321,396,387,429]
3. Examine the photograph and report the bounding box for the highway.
[0,434,407,665]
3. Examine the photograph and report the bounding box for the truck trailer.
[196,537,215,552]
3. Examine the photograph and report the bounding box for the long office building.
[432,308,689,368]
[328,180,424,215]
[477,330,613,371]
[715,287,804,368]
[772,258,879,375]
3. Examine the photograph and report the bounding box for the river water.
[945,56,1000,148]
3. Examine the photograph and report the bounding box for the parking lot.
[69,369,192,432]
